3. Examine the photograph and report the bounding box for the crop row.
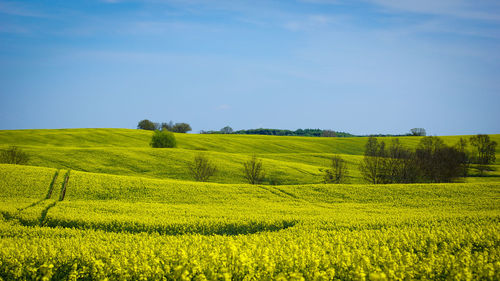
[0,164,58,199]
[1,164,499,279]
[1,165,499,236]
[63,169,500,205]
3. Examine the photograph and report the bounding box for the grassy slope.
[20,146,326,184]
[3,128,499,152]
[0,128,499,184]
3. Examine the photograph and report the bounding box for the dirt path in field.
[59,170,70,201]
[45,170,59,199]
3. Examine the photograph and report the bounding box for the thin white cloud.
[366,0,500,22]
[392,18,500,39]
[299,0,500,40]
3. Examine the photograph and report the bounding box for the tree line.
[356,134,496,184]
[201,127,354,137]
[139,120,428,138]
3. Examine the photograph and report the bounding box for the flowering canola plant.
[0,164,499,280]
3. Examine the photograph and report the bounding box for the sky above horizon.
[1,0,499,136]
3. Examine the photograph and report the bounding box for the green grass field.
[0,129,499,280]
[1,128,499,184]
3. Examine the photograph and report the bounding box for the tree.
[323,155,348,183]
[359,136,468,184]
[188,154,217,182]
[432,146,467,182]
[383,139,419,183]
[415,136,466,182]
[220,126,233,134]
[417,136,445,152]
[161,121,174,131]
[454,138,470,177]
[469,134,497,175]
[137,119,156,130]
[415,136,445,182]
[150,130,177,148]
[171,123,192,133]
[359,136,387,184]
[243,155,265,184]
[410,128,426,136]
[0,146,29,165]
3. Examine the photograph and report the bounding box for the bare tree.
[359,136,470,184]
[188,154,217,182]
[359,136,386,184]
[0,146,29,165]
[416,136,467,182]
[470,134,497,175]
[323,155,349,183]
[243,155,265,184]
[454,137,470,177]
[415,136,445,182]
[382,139,412,183]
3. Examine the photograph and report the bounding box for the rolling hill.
[1,129,499,279]
[1,128,499,184]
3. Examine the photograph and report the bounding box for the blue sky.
[1,0,499,135]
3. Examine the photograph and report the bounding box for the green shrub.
[150,130,176,148]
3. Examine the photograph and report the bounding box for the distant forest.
[200,127,426,137]
[138,120,426,138]
[201,128,355,137]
